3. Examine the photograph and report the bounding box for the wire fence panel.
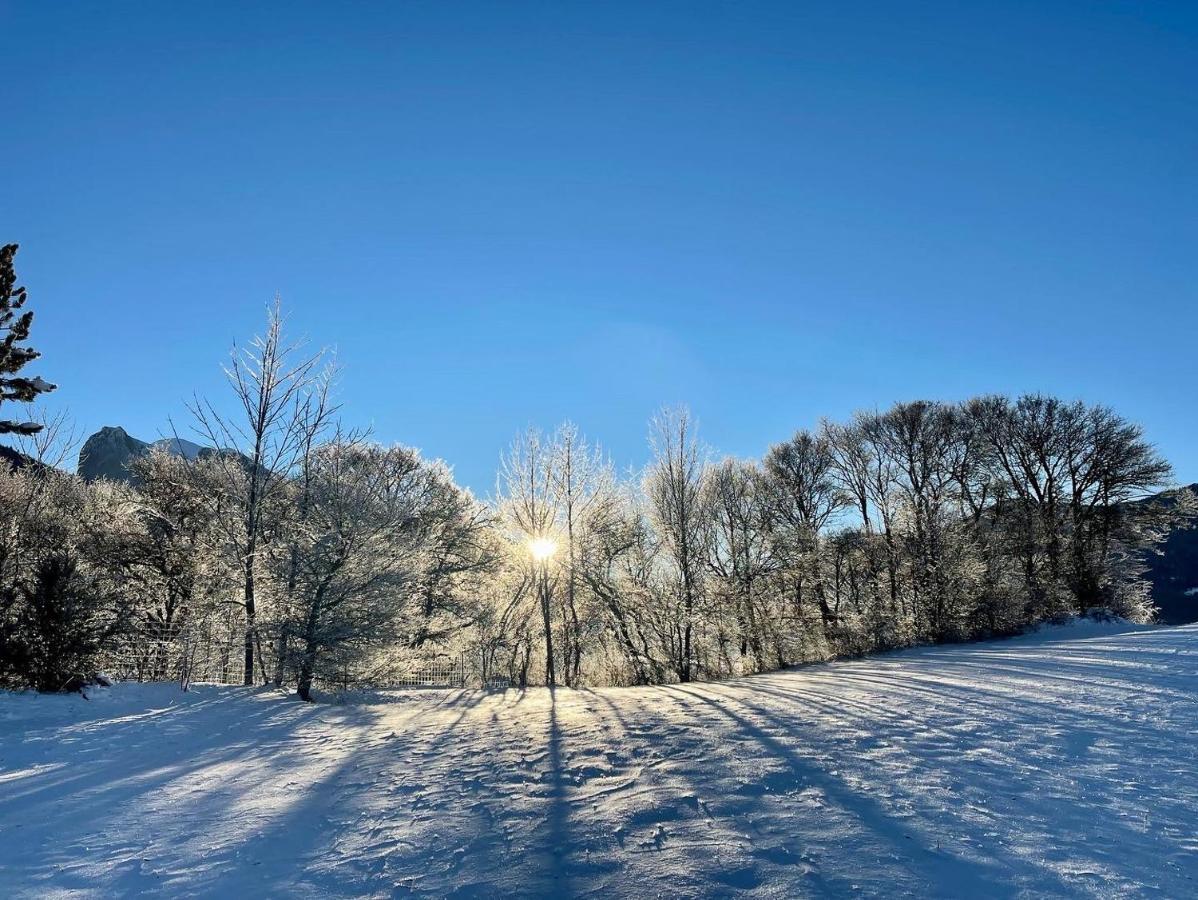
[386,655,468,688]
[315,654,471,692]
[99,620,246,687]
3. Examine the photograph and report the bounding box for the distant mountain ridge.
[153,436,205,461]
[77,426,213,484]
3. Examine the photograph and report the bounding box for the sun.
[528,536,557,562]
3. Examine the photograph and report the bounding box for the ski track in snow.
[1,623,1196,898]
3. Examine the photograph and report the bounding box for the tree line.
[490,399,1182,688]
[0,250,1187,694]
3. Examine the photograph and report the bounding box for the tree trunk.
[296,592,322,702]
[566,515,581,686]
[680,546,694,682]
[540,566,556,687]
[297,650,316,702]
[242,550,256,686]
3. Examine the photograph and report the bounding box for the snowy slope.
[1,622,1195,898]
[149,437,205,460]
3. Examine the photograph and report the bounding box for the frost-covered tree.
[764,431,847,636]
[407,466,497,651]
[968,394,1177,618]
[705,459,778,673]
[282,440,454,701]
[645,407,709,682]
[866,402,966,640]
[189,300,330,684]
[825,416,905,626]
[266,368,337,685]
[549,422,615,686]
[492,423,618,687]
[0,470,138,691]
[577,485,670,685]
[498,428,561,685]
[123,450,234,677]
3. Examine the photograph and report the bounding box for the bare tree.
[271,366,338,684]
[549,422,613,686]
[498,428,560,686]
[970,394,1176,615]
[577,485,669,685]
[866,402,963,639]
[187,300,329,684]
[645,406,708,682]
[764,430,847,632]
[706,458,776,672]
[825,416,904,621]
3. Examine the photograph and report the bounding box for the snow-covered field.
[2,623,1196,898]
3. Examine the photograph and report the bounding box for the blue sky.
[3,1,1196,493]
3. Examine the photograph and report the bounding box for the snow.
[2,622,1196,898]
[150,437,204,460]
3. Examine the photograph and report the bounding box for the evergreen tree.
[0,244,55,435]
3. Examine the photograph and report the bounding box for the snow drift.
[1,620,1195,897]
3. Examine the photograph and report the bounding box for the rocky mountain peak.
[78,426,152,483]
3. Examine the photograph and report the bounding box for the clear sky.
[3,1,1196,494]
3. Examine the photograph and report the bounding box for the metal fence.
[100,619,246,687]
[384,655,468,688]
